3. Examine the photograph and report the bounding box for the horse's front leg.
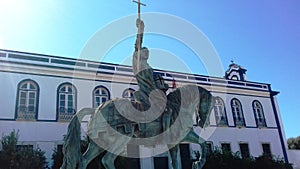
[101,133,132,169]
[168,144,180,169]
[101,152,118,169]
[79,141,104,169]
[182,130,207,169]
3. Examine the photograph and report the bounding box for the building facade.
[0,49,289,168]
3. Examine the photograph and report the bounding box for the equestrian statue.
[60,16,213,169]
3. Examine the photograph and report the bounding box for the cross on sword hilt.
[132,0,146,20]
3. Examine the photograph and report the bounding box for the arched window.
[122,88,135,101]
[231,75,238,80]
[231,98,245,127]
[93,86,110,108]
[213,97,228,126]
[16,79,39,120]
[253,100,266,127]
[57,83,77,121]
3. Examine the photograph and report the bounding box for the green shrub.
[51,146,64,169]
[253,155,292,169]
[202,148,292,169]
[0,130,47,169]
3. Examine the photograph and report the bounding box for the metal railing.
[257,119,267,128]
[58,107,76,122]
[17,106,36,121]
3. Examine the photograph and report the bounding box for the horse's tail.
[198,89,214,129]
[60,108,95,169]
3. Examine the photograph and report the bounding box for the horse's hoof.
[192,162,198,169]
[192,161,205,169]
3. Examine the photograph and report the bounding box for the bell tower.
[225,61,247,81]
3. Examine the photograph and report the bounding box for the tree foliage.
[202,148,292,169]
[51,146,64,169]
[287,136,300,150]
[0,130,47,169]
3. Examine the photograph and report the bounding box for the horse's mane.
[167,85,210,105]
[167,85,213,128]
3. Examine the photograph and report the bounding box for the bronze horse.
[60,85,213,169]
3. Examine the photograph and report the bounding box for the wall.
[288,150,300,169]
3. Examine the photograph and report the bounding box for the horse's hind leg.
[80,141,104,169]
[168,144,180,169]
[182,130,207,169]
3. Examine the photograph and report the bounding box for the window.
[126,144,141,168]
[231,75,238,80]
[16,80,39,120]
[231,99,245,127]
[122,88,135,101]
[221,143,231,153]
[17,145,33,152]
[57,83,77,121]
[93,86,110,108]
[57,144,63,153]
[55,144,63,159]
[239,143,250,159]
[213,97,228,126]
[154,157,168,169]
[253,100,267,127]
[179,144,192,168]
[262,143,272,157]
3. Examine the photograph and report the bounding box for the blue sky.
[0,0,299,138]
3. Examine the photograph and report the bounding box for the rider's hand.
[136,18,144,29]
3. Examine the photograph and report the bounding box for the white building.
[0,49,290,168]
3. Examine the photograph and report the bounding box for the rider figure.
[132,19,169,109]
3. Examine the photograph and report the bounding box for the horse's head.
[196,87,214,128]
[166,85,214,128]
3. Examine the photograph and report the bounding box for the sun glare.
[0,37,3,49]
[0,34,4,49]
[0,1,15,9]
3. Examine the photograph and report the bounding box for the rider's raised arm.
[135,18,145,51]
